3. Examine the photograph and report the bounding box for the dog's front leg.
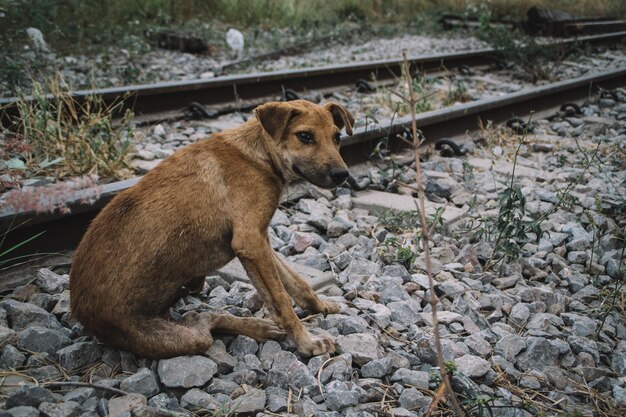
[272,251,340,315]
[232,229,335,356]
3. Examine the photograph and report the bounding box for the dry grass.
[2,74,135,181]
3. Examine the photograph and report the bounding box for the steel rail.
[1,65,625,266]
[1,31,625,126]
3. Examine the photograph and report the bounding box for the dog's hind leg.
[272,251,340,315]
[108,315,215,359]
[109,312,284,359]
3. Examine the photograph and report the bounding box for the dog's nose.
[329,168,349,185]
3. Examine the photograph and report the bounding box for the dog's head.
[254,100,353,189]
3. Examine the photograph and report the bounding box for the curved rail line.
[1,65,625,275]
[1,31,625,126]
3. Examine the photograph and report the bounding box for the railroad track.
[1,63,625,282]
[1,31,625,127]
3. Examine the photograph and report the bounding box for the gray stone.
[561,313,597,337]
[51,291,70,316]
[36,269,69,294]
[526,313,564,332]
[0,325,17,350]
[147,393,185,414]
[455,355,491,378]
[339,315,369,335]
[390,369,429,389]
[336,333,382,366]
[290,231,324,253]
[206,340,237,373]
[606,258,623,279]
[327,220,353,237]
[57,342,103,371]
[264,390,287,414]
[436,279,466,298]
[38,401,82,417]
[508,303,530,328]
[492,275,521,289]
[23,365,62,382]
[17,326,70,355]
[561,223,591,242]
[547,232,568,247]
[157,356,217,388]
[180,389,219,412]
[388,300,421,327]
[494,334,526,361]
[6,386,57,408]
[291,395,326,416]
[230,388,265,414]
[420,311,462,326]
[398,387,429,410]
[107,394,147,417]
[566,239,590,252]
[571,285,599,303]
[290,247,329,271]
[332,194,352,210]
[567,251,588,264]
[2,406,40,417]
[464,333,493,357]
[63,388,94,403]
[339,258,381,283]
[379,281,410,303]
[0,300,63,331]
[228,335,259,358]
[266,351,317,392]
[613,385,626,406]
[516,337,559,371]
[0,345,25,369]
[258,340,283,370]
[205,378,239,395]
[361,357,393,378]
[611,351,626,376]
[270,209,290,227]
[568,336,600,363]
[319,353,352,383]
[120,368,159,397]
[324,381,362,411]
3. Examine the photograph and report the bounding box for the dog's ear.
[324,102,354,136]
[255,102,299,141]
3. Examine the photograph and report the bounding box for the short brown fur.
[70,100,354,359]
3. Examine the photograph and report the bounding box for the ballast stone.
[157,356,218,388]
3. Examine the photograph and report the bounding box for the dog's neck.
[224,120,290,186]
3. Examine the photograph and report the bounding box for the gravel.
[1,87,625,415]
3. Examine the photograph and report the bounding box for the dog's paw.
[248,318,287,342]
[298,334,336,357]
[318,300,341,315]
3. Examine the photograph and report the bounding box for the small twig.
[287,387,293,413]
[316,356,351,400]
[402,50,465,417]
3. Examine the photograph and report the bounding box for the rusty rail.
[2,66,625,267]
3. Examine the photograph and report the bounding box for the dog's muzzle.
[328,168,349,185]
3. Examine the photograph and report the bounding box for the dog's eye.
[334,133,341,145]
[296,132,314,144]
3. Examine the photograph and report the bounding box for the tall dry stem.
[401,51,465,417]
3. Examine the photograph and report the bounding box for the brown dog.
[70,100,354,359]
